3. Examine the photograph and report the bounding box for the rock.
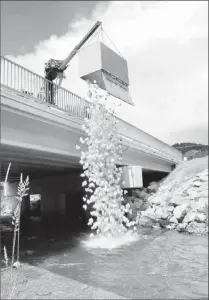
[133,190,149,201]
[140,202,150,211]
[159,219,170,228]
[183,211,196,223]
[161,209,171,220]
[135,199,143,210]
[147,182,159,193]
[199,190,208,198]
[197,198,208,212]
[169,216,178,224]
[190,198,208,213]
[177,223,187,232]
[138,216,157,227]
[192,181,202,187]
[150,196,162,205]
[189,201,199,211]
[195,213,206,223]
[143,187,148,193]
[198,173,208,182]
[166,223,178,230]
[182,211,206,224]
[186,222,208,235]
[198,183,208,191]
[199,169,208,176]
[187,189,199,200]
[12,261,21,269]
[170,196,184,207]
[181,178,195,191]
[150,193,169,205]
[173,203,189,221]
[143,206,156,215]
[155,206,164,219]
[132,189,141,198]
[166,206,174,213]
[152,223,161,230]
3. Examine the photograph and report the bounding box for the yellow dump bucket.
[78,42,134,105]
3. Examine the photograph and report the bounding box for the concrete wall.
[30,171,83,217]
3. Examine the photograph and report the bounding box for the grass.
[1,163,30,299]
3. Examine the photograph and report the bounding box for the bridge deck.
[0,56,183,175]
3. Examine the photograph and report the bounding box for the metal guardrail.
[0,56,182,164]
[0,56,91,119]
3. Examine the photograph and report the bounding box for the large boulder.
[140,202,150,211]
[190,198,208,213]
[169,216,178,224]
[192,180,202,188]
[138,215,158,227]
[198,182,208,192]
[155,206,164,219]
[147,182,159,194]
[150,193,169,206]
[166,223,178,230]
[166,206,174,213]
[177,223,187,232]
[161,209,171,220]
[133,189,149,201]
[195,213,207,223]
[159,219,170,228]
[169,196,184,207]
[198,171,208,182]
[186,222,208,235]
[183,210,206,224]
[183,211,196,223]
[173,203,190,221]
[150,196,162,205]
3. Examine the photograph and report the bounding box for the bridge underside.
[1,89,178,180]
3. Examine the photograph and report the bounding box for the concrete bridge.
[1,56,182,218]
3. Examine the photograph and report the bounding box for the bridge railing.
[0,56,91,119]
[0,56,182,164]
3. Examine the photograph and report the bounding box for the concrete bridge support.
[4,170,85,222]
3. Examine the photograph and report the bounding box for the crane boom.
[59,21,102,70]
[43,21,102,104]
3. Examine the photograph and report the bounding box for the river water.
[2,217,207,299]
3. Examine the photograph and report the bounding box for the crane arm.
[59,21,102,71]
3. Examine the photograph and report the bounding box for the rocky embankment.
[125,157,208,235]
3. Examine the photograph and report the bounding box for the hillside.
[172,142,208,159]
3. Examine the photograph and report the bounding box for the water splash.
[82,232,139,249]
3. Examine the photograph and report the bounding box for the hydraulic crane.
[44,21,102,103]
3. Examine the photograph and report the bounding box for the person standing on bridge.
[44,59,67,105]
[44,61,57,105]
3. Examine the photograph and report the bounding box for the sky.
[1,1,208,145]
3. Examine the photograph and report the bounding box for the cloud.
[6,1,208,145]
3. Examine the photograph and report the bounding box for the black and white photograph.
[0,1,208,299]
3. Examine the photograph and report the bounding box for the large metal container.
[78,42,134,105]
[120,166,143,189]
